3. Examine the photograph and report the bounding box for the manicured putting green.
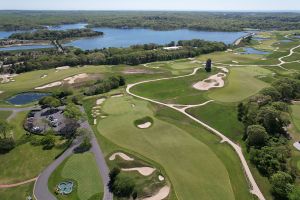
[98,96,236,200]
[208,66,271,102]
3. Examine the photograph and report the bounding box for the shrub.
[40,135,55,150]
[74,137,92,153]
[0,138,15,153]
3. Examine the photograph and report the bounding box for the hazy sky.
[1,0,300,11]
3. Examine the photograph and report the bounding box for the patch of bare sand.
[142,186,170,200]
[137,122,152,129]
[109,152,134,161]
[122,167,156,176]
[111,94,124,98]
[56,66,70,70]
[193,72,226,91]
[64,73,88,84]
[35,81,62,90]
[96,98,106,105]
[0,74,18,83]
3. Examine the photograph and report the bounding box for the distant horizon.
[1,9,300,12]
[2,0,300,11]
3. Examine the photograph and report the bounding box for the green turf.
[0,182,34,200]
[208,66,272,102]
[186,102,244,142]
[0,111,62,184]
[131,68,220,104]
[0,111,12,121]
[97,95,249,200]
[48,152,103,200]
[291,103,300,132]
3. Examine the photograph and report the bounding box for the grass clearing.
[48,152,103,200]
[0,182,34,200]
[0,111,12,121]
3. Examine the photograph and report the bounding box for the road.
[126,68,266,200]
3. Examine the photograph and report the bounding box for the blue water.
[7,93,50,105]
[47,23,88,31]
[0,23,247,51]
[66,28,246,50]
[241,47,269,55]
[0,45,54,52]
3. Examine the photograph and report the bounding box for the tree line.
[1,39,227,74]
[8,29,103,41]
[1,11,300,32]
[238,76,300,200]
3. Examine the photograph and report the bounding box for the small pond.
[241,47,269,55]
[7,92,50,105]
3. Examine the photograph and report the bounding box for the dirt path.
[126,68,266,200]
[0,177,37,188]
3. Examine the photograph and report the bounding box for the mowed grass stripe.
[98,96,235,200]
[61,152,103,200]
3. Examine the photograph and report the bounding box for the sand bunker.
[64,73,88,84]
[94,119,97,125]
[122,167,156,176]
[41,75,48,79]
[158,175,165,181]
[293,142,300,151]
[193,72,226,91]
[142,186,170,200]
[112,94,124,98]
[0,91,3,94]
[56,66,70,70]
[109,152,134,161]
[217,67,229,73]
[0,74,18,83]
[232,60,239,64]
[96,98,105,105]
[137,122,152,129]
[35,81,62,90]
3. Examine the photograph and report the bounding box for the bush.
[40,135,55,150]
[74,137,92,153]
[0,138,15,153]
[270,171,294,200]
[39,96,61,108]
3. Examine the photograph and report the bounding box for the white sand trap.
[112,94,124,98]
[0,74,18,83]
[94,119,97,125]
[0,91,3,94]
[41,75,47,79]
[193,72,226,91]
[56,66,70,70]
[232,60,239,64]
[109,152,134,161]
[100,115,107,119]
[122,167,156,176]
[142,186,170,200]
[163,46,182,50]
[293,142,300,151]
[35,81,62,90]
[64,73,88,84]
[96,98,105,105]
[137,122,152,129]
[217,67,229,73]
[158,175,165,181]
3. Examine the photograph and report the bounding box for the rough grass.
[48,152,103,200]
[208,66,271,102]
[0,182,34,200]
[0,110,12,121]
[186,102,244,142]
[291,103,300,133]
[97,95,247,200]
[0,111,62,184]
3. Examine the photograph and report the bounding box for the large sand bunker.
[193,68,228,91]
[0,74,18,83]
[56,66,70,70]
[64,73,88,84]
[35,81,62,90]
[122,167,156,176]
[109,152,134,161]
[142,186,170,200]
[137,122,152,129]
[96,98,106,105]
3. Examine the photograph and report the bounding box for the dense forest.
[1,11,300,32]
[8,29,103,40]
[0,39,227,73]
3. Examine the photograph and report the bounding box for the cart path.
[126,67,266,200]
[0,177,37,188]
